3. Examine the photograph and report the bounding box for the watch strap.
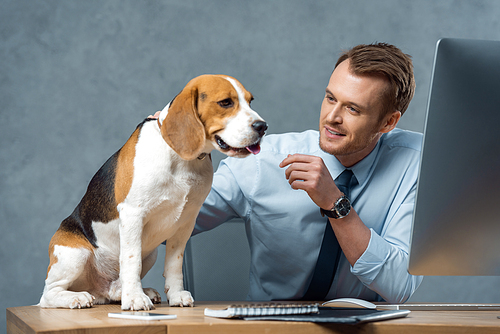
[320,207,340,219]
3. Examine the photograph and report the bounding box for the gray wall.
[2,0,500,331]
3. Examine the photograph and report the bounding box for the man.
[194,43,423,303]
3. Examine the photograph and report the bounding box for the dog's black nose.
[252,121,268,136]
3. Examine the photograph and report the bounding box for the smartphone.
[108,312,177,320]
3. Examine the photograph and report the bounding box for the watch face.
[336,197,351,217]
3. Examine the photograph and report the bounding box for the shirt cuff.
[351,229,391,285]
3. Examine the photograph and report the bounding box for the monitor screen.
[408,38,500,276]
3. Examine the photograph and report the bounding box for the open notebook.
[204,303,319,318]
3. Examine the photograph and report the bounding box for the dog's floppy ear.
[161,85,206,160]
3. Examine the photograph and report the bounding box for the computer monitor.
[408,38,500,276]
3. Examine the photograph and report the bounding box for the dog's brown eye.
[217,98,234,108]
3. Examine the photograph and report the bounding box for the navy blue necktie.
[301,169,355,300]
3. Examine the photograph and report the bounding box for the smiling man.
[194,43,424,303]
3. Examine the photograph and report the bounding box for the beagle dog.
[39,74,267,310]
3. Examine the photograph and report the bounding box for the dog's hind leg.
[39,231,95,308]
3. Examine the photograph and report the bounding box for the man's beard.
[318,129,380,158]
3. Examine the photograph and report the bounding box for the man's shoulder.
[382,128,423,152]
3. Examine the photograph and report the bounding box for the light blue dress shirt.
[194,129,424,303]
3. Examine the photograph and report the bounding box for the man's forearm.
[330,208,371,266]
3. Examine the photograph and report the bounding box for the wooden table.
[7,301,500,334]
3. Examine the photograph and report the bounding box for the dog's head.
[160,74,267,160]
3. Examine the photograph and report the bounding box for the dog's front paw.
[121,291,155,311]
[167,290,194,307]
[143,287,161,304]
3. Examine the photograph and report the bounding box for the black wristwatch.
[320,195,351,219]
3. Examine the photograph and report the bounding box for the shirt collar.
[350,136,383,186]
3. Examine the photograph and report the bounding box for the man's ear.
[380,111,401,134]
[161,86,206,160]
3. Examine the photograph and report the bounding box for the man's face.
[319,59,398,167]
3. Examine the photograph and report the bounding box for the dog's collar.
[197,153,210,160]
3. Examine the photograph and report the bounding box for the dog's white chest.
[128,122,213,206]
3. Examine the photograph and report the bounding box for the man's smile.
[325,126,346,137]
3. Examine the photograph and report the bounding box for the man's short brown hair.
[335,43,415,116]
